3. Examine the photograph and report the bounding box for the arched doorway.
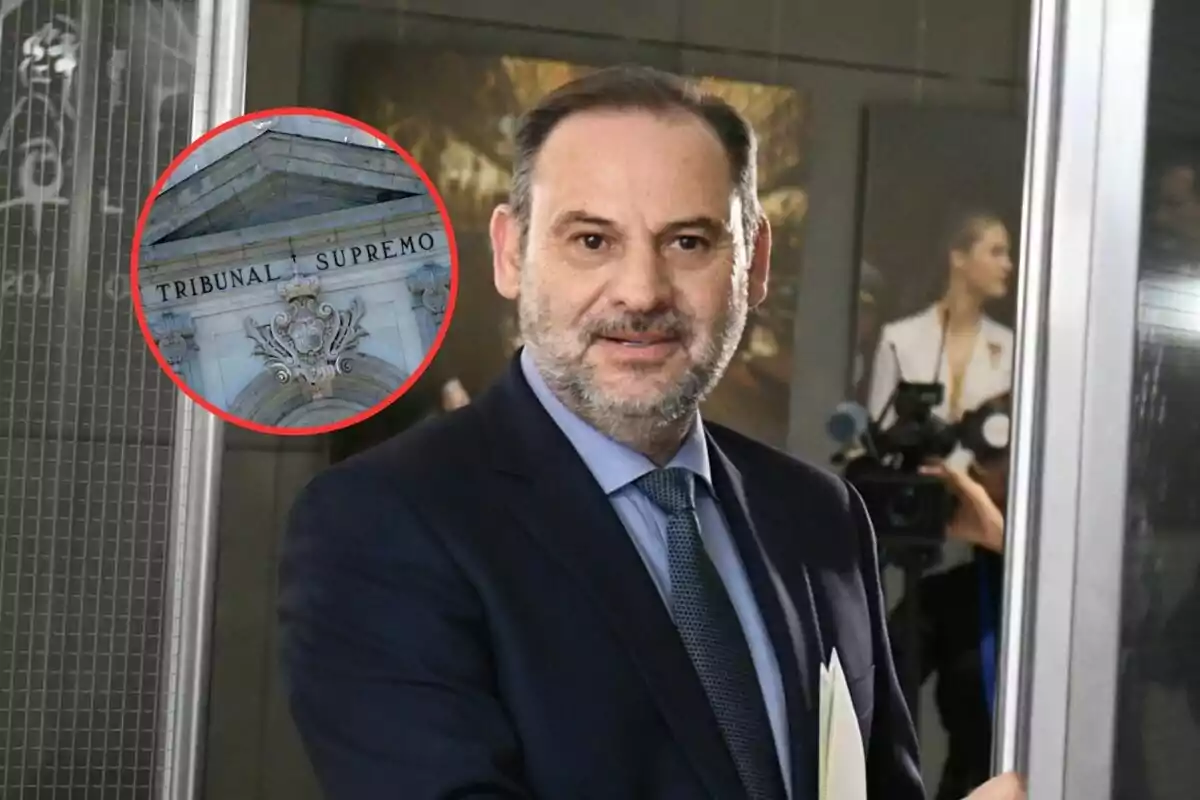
[227,354,409,428]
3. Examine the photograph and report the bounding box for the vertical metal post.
[157,0,248,797]
[996,0,1155,797]
[990,0,1065,774]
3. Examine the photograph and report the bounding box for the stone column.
[152,311,200,376]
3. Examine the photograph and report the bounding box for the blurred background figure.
[887,392,1010,800]
[1148,147,1200,265]
[868,210,1014,431]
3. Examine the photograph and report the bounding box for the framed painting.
[340,47,811,448]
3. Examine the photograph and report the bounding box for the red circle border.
[129,107,461,438]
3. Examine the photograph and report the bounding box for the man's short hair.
[509,65,763,250]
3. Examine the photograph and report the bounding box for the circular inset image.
[132,108,458,435]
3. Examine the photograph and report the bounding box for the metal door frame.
[997,0,1155,796]
[156,0,248,797]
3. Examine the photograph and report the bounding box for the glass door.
[1001,0,1200,796]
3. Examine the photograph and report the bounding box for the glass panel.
[0,0,194,797]
[1115,0,1200,796]
[210,1,1035,799]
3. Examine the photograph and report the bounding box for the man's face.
[953,222,1013,301]
[491,108,770,432]
[1153,165,1200,253]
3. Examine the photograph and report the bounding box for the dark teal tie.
[635,467,787,800]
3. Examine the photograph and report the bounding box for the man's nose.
[609,244,672,310]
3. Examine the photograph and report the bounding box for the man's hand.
[964,772,1026,800]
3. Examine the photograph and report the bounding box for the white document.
[818,650,868,800]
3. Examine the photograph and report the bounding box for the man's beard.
[518,262,749,448]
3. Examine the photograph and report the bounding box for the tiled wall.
[0,1,196,796]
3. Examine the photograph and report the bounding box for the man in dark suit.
[279,65,1024,800]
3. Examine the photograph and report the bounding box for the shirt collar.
[519,346,712,496]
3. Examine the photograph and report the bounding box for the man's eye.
[676,235,711,252]
[575,233,606,251]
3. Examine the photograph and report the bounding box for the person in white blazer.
[867,210,1015,439]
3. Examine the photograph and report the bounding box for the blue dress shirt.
[520,348,792,798]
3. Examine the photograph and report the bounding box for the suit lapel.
[706,436,825,799]
[477,360,745,800]
[745,455,875,748]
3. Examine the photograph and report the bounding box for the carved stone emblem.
[243,273,367,400]
[421,283,449,316]
[151,312,197,371]
[406,263,451,326]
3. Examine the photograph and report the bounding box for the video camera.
[829,381,1010,548]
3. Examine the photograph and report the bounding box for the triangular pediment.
[143,131,429,246]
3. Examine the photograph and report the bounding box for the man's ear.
[490,204,522,300]
[748,215,771,308]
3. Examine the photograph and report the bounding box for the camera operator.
[886,427,1009,800]
[867,210,1015,429]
